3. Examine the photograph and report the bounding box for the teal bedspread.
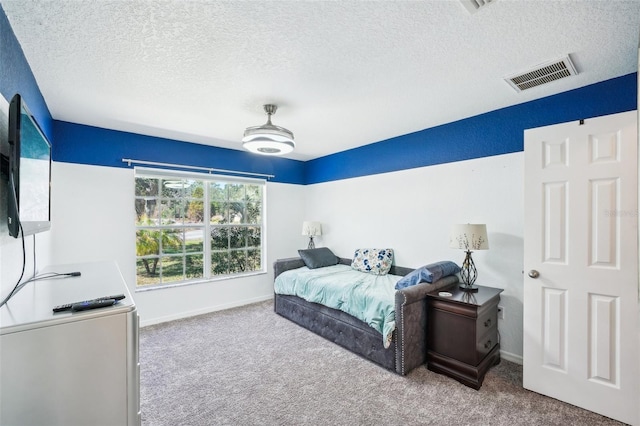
[274,264,402,348]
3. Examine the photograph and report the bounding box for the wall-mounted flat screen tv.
[7,94,52,238]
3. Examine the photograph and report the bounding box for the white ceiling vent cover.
[460,0,496,14]
[505,56,578,92]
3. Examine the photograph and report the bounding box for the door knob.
[528,270,540,279]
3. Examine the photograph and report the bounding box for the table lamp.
[302,221,322,249]
[449,224,489,292]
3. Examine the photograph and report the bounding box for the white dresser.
[0,261,140,426]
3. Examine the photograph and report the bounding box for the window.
[134,168,265,288]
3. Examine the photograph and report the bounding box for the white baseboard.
[139,294,273,327]
[500,349,523,365]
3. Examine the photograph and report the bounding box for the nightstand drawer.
[476,327,498,361]
[477,309,497,334]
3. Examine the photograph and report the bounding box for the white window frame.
[134,167,267,291]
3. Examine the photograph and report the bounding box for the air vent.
[460,0,496,14]
[505,56,578,92]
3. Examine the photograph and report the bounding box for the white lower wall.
[305,152,524,359]
[9,154,524,358]
[49,162,306,326]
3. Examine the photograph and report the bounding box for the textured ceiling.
[2,0,639,161]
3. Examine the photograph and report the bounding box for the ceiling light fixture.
[242,104,295,156]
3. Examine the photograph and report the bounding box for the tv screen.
[7,94,52,238]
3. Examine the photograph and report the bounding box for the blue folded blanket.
[394,261,460,290]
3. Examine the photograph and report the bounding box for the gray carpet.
[140,300,623,426]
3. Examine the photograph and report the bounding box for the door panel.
[543,181,568,263]
[542,287,567,370]
[588,293,618,386]
[523,110,638,425]
[589,178,618,267]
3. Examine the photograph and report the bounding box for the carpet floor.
[139,300,624,425]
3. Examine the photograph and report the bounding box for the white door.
[523,110,639,425]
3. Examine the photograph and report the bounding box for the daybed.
[273,251,459,375]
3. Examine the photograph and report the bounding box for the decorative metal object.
[460,249,478,290]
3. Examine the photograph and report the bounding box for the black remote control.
[53,294,126,312]
[71,298,116,311]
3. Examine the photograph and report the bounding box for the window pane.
[162,229,184,254]
[210,182,227,201]
[211,227,229,249]
[247,226,261,248]
[245,201,261,224]
[160,199,184,225]
[161,256,185,283]
[185,254,203,279]
[210,201,229,224]
[184,228,204,253]
[227,184,244,201]
[229,226,246,249]
[229,202,244,224]
[135,177,159,197]
[161,179,184,198]
[211,251,229,275]
[183,180,203,198]
[135,199,146,222]
[136,229,160,257]
[185,181,204,224]
[186,199,204,223]
[136,198,158,224]
[136,258,161,286]
[246,185,262,202]
[247,249,261,271]
[229,250,247,273]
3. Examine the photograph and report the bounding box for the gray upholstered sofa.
[273,257,459,375]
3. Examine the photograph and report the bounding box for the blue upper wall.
[305,73,637,184]
[53,121,306,184]
[50,73,638,185]
[0,5,53,140]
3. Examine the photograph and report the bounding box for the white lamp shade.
[449,224,489,250]
[302,221,322,237]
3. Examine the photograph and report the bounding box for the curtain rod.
[121,158,275,180]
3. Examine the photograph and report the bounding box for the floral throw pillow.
[351,248,394,275]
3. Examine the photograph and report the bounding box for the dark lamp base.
[459,284,479,292]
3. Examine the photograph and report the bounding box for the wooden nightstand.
[426,284,503,390]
